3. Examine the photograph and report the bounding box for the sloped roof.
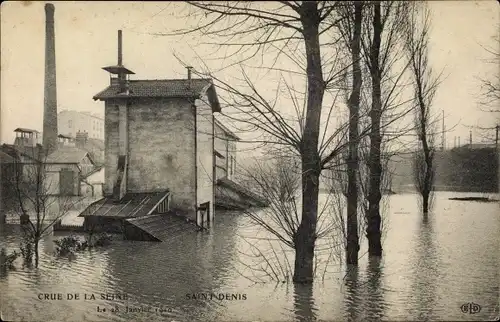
[46,146,91,164]
[14,128,39,133]
[93,78,221,112]
[216,177,269,207]
[94,79,209,97]
[0,151,16,163]
[1,144,44,162]
[125,212,196,242]
[79,191,169,218]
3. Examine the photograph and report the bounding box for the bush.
[20,238,33,267]
[54,234,112,257]
[54,236,86,257]
[0,248,20,271]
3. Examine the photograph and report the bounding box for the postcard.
[1,1,499,321]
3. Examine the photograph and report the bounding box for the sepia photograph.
[0,1,499,321]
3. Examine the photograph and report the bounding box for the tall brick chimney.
[42,3,58,155]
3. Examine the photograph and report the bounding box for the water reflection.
[99,212,242,321]
[408,213,439,320]
[343,264,361,322]
[366,256,386,319]
[293,283,317,321]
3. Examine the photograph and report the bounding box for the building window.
[68,120,72,128]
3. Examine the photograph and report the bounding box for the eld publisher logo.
[461,302,481,314]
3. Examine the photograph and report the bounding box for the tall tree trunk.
[34,239,39,268]
[417,77,434,215]
[422,146,433,214]
[422,190,429,213]
[293,2,324,283]
[367,2,383,257]
[346,2,363,265]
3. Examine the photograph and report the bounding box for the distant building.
[1,128,45,183]
[58,110,104,140]
[56,132,104,166]
[0,150,17,224]
[45,145,96,196]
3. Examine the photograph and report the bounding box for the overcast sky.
[1,1,499,148]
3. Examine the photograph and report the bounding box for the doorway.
[59,168,75,196]
[198,201,210,229]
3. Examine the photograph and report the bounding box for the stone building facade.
[93,78,221,226]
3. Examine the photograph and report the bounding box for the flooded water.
[1,192,498,321]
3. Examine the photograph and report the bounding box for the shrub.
[54,233,112,257]
[20,238,33,267]
[54,235,85,257]
[0,248,20,271]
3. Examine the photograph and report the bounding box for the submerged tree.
[163,0,417,279]
[360,1,411,257]
[334,1,364,265]
[7,148,89,267]
[232,150,341,283]
[165,1,354,283]
[404,3,441,215]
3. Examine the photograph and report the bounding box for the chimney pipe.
[117,30,127,93]
[458,136,461,147]
[118,30,123,66]
[469,130,472,146]
[43,3,58,155]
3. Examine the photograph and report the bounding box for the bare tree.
[404,3,441,215]
[163,0,416,279]
[233,152,341,283]
[165,1,353,283]
[335,1,364,265]
[360,1,411,257]
[478,27,500,114]
[8,150,88,267]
